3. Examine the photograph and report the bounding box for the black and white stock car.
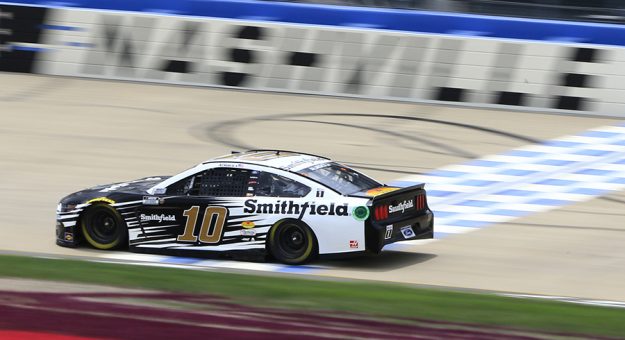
[56,150,434,264]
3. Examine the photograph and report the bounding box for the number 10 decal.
[177,206,228,244]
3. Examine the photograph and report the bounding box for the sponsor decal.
[142,196,162,206]
[352,206,369,221]
[99,178,161,193]
[364,187,400,197]
[316,189,324,198]
[87,197,116,205]
[140,213,176,223]
[64,232,73,242]
[389,200,414,214]
[349,240,359,249]
[400,226,415,239]
[243,199,348,219]
[283,156,318,170]
[304,163,330,172]
[154,188,166,195]
[385,225,393,240]
[241,229,256,237]
[217,163,244,168]
[241,221,255,229]
[100,182,131,193]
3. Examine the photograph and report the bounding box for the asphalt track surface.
[2,73,625,302]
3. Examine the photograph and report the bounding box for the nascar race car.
[56,150,433,264]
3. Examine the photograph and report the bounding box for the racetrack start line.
[387,122,625,249]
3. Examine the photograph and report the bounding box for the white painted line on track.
[499,293,625,309]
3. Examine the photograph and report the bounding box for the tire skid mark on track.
[190,112,543,175]
[279,118,476,158]
[198,112,540,148]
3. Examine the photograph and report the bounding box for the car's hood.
[59,176,170,205]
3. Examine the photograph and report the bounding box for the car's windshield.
[297,162,381,195]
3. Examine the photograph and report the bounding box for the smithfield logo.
[244,200,348,219]
[388,200,414,214]
[140,214,176,223]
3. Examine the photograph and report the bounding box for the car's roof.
[205,150,331,172]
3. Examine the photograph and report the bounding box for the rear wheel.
[81,204,127,250]
[268,220,317,265]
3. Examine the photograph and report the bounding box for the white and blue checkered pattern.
[390,122,625,242]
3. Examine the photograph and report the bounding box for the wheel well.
[74,204,97,244]
[78,203,129,248]
[267,218,319,253]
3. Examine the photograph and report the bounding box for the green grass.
[0,254,623,337]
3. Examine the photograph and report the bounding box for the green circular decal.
[352,206,370,221]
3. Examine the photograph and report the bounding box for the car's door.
[131,167,253,249]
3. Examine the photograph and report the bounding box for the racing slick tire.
[80,204,128,250]
[268,220,317,265]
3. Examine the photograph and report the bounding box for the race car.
[56,150,434,264]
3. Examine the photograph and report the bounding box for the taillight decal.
[415,195,426,210]
[374,204,389,221]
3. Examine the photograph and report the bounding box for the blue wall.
[3,0,625,46]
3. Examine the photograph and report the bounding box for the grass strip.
[0,254,623,337]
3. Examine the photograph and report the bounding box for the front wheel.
[268,220,317,265]
[81,204,127,250]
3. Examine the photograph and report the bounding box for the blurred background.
[289,0,625,24]
[2,0,625,338]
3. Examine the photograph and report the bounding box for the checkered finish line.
[390,122,625,243]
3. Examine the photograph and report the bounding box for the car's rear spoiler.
[348,184,425,200]
[372,184,425,201]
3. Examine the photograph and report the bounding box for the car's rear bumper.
[365,210,434,253]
